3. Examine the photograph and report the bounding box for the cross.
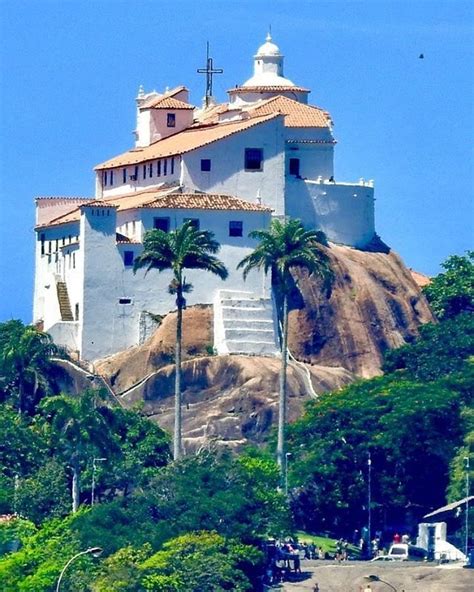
[197,42,223,108]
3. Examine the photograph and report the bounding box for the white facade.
[33,34,377,360]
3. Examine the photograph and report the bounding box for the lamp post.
[368,452,372,550]
[364,574,397,592]
[285,452,292,497]
[465,456,470,559]
[56,547,103,592]
[91,457,106,506]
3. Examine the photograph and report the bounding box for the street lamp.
[367,452,372,549]
[364,574,397,592]
[285,452,292,497]
[56,547,103,592]
[465,456,470,559]
[91,457,106,505]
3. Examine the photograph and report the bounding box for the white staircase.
[214,290,280,357]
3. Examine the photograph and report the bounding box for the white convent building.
[33,35,376,361]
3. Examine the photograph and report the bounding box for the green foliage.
[139,531,263,592]
[0,320,62,414]
[287,366,473,534]
[383,313,474,380]
[91,544,152,592]
[0,512,96,592]
[423,251,474,319]
[0,517,36,556]
[238,217,331,295]
[447,406,474,502]
[15,460,71,523]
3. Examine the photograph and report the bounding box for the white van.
[387,543,427,561]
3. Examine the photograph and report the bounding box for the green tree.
[238,218,330,476]
[0,320,61,414]
[134,221,228,460]
[382,313,474,381]
[139,531,262,592]
[423,251,474,319]
[40,390,116,513]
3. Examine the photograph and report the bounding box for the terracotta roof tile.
[249,96,331,128]
[228,85,310,93]
[36,186,179,229]
[141,96,194,110]
[94,113,280,170]
[142,193,272,212]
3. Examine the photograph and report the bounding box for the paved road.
[275,560,473,591]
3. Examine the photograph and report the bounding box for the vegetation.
[134,220,228,460]
[422,251,473,320]
[0,249,472,589]
[238,218,331,477]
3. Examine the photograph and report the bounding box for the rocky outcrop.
[120,355,354,451]
[287,244,434,377]
[90,243,434,449]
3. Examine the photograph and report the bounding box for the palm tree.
[134,220,228,460]
[238,218,331,478]
[0,320,61,415]
[40,390,114,512]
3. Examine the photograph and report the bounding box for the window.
[149,162,153,177]
[163,159,167,176]
[245,148,263,171]
[184,218,200,230]
[157,160,161,177]
[123,251,134,267]
[123,168,127,183]
[40,233,45,255]
[171,157,174,175]
[110,170,114,185]
[119,298,132,305]
[153,217,170,232]
[103,170,108,186]
[167,113,176,127]
[229,221,243,237]
[72,252,76,269]
[143,165,147,179]
[74,303,79,321]
[289,158,300,176]
[201,159,211,172]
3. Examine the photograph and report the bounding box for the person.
[342,539,349,561]
[401,533,410,544]
[302,541,310,559]
[313,584,320,592]
[352,528,360,546]
[335,538,343,562]
[393,532,401,543]
[308,542,316,559]
[293,553,301,574]
[318,546,325,560]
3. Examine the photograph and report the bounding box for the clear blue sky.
[0,0,472,322]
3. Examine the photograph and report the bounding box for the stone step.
[222,306,273,320]
[226,340,280,356]
[224,327,276,341]
[56,281,73,321]
[222,318,274,329]
[220,299,268,309]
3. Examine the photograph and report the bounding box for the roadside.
[273,560,472,592]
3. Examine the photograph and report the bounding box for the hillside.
[91,243,434,450]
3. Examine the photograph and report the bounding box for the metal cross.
[197,42,223,108]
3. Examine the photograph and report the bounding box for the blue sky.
[0,0,472,322]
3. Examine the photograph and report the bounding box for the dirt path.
[277,560,472,591]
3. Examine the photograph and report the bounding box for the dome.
[255,33,282,57]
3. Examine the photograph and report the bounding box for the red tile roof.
[142,193,272,212]
[94,113,280,170]
[249,96,331,128]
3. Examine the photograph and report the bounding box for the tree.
[238,218,331,476]
[423,251,474,320]
[134,220,228,460]
[40,390,116,513]
[0,320,61,414]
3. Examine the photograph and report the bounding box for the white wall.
[99,157,180,199]
[182,116,286,215]
[78,205,270,361]
[304,180,375,248]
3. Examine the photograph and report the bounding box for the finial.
[266,30,272,42]
[137,84,145,97]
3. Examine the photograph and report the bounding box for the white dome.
[242,72,295,87]
[256,33,281,57]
